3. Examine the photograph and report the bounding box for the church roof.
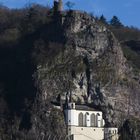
[75,104,101,112]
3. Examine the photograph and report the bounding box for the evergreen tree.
[99,14,107,24]
[110,15,123,27]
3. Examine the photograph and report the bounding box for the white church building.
[64,102,118,140]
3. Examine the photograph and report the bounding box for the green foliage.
[19,5,50,35]
[99,14,107,24]
[0,4,140,139]
[119,119,140,140]
[108,16,140,74]
[109,26,140,41]
[49,108,66,136]
[122,41,140,73]
[0,28,20,45]
[110,16,123,28]
[0,5,52,139]
[0,4,51,46]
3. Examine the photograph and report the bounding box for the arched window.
[83,114,86,126]
[96,113,100,127]
[78,113,83,126]
[90,113,96,127]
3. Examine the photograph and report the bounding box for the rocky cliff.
[30,11,140,139]
[0,10,140,140]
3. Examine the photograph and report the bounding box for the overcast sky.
[0,0,140,28]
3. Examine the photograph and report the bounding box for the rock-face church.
[64,102,118,140]
[53,0,119,139]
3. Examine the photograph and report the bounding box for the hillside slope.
[0,8,140,139]
[32,11,140,139]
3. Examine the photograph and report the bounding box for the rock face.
[30,11,140,139]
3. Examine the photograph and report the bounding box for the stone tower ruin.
[54,0,63,12]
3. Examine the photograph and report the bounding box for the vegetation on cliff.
[0,4,140,140]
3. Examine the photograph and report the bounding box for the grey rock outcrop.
[31,11,140,138]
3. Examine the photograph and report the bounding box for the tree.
[65,1,75,10]
[110,16,123,27]
[99,14,107,24]
[19,4,49,34]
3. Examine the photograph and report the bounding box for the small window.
[91,113,96,127]
[79,113,84,126]
[83,114,86,126]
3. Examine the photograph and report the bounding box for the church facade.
[64,102,118,140]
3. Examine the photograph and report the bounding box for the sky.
[0,0,140,28]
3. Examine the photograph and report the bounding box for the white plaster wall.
[68,126,104,140]
[65,109,104,127]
